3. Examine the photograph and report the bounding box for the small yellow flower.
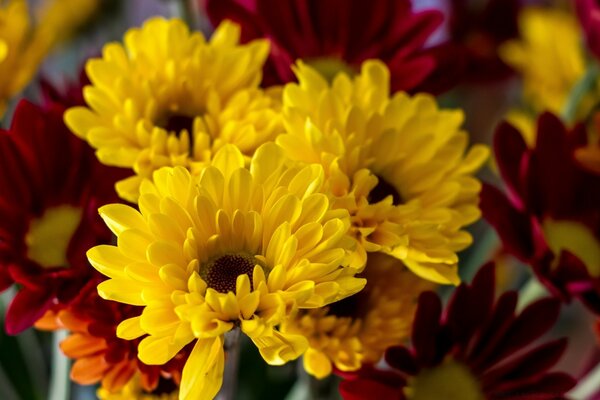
[65,18,282,203]
[87,143,365,399]
[500,7,588,114]
[277,60,488,284]
[0,0,98,117]
[283,252,432,378]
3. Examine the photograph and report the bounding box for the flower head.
[0,0,99,116]
[482,112,600,314]
[65,18,281,202]
[500,7,588,114]
[444,0,520,83]
[338,263,576,400]
[87,143,365,399]
[97,374,179,400]
[283,252,431,379]
[277,60,488,284]
[204,0,453,93]
[36,280,186,395]
[0,94,123,334]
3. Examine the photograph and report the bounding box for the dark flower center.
[201,253,257,294]
[159,113,195,136]
[368,175,402,205]
[151,376,179,395]
[327,282,370,319]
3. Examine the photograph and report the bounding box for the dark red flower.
[338,263,576,400]
[443,0,521,83]
[481,112,600,314]
[0,86,125,334]
[575,0,600,60]
[36,280,186,394]
[203,0,456,93]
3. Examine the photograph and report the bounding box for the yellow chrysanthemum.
[500,7,588,114]
[97,374,178,400]
[277,60,488,285]
[87,143,365,400]
[283,252,432,378]
[0,0,98,117]
[65,18,282,203]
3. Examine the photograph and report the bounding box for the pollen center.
[368,175,402,205]
[201,253,257,294]
[305,57,356,82]
[407,358,484,400]
[25,205,82,269]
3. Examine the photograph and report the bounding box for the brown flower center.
[201,253,258,294]
[368,175,402,205]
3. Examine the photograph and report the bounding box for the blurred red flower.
[338,263,575,399]
[0,84,125,334]
[204,0,457,93]
[482,112,600,314]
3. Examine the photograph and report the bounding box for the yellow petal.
[180,337,225,400]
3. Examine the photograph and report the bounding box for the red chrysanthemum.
[481,112,600,314]
[36,279,186,394]
[441,0,520,83]
[204,0,454,93]
[338,263,576,400]
[0,87,125,334]
[575,0,600,61]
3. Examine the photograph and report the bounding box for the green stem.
[0,365,19,400]
[48,330,70,400]
[169,0,196,28]
[217,329,241,400]
[562,62,599,123]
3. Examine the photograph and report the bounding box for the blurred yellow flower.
[65,18,282,203]
[277,60,488,285]
[87,143,365,399]
[0,0,98,116]
[97,374,178,400]
[500,7,588,114]
[283,253,432,378]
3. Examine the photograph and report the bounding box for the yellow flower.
[0,0,98,117]
[87,143,365,400]
[500,7,587,114]
[65,18,282,203]
[97,374,178,400]
[283,252,432,378]
[277,60,488,285]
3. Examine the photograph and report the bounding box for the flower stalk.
[218,329,242,400]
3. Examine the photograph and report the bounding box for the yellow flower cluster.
[77,18,488,400]
[0,0,98,117]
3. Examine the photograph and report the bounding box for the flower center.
[200,253,258,293]
[305,57,356,83]
[406,358,484,400]
[368,175,402,205]
[158,113,195,136]
[542,219,600,277]
[25,205,82,268]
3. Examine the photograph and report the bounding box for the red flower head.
[36,280,186,395]
[0,86,125,334]
[338,263,576,400]
[203,0,455,93]
[443,0,521,83]
[481,112,600,314]
[575,0,600,60]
